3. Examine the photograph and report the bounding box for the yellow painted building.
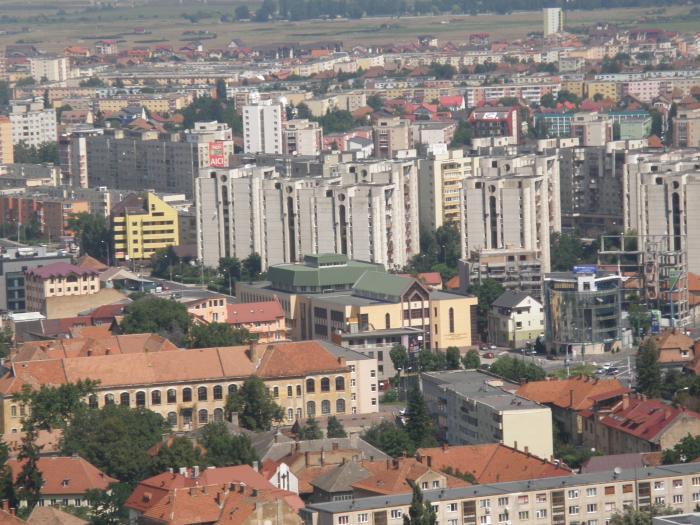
[112,192,179,262]
[586,81,620,101]
[560,80,585,99]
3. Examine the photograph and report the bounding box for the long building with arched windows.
[0,339,378,434]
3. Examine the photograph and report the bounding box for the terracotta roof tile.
[598,398,700,442]
[7,456,116,495]
[27,506,88,525]
[516,376,627,411]
[226,301,284,325]
[26,263,98,280]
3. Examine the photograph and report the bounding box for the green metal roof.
[352,272,416,302]
[304,253,349,267]
[268,257,384,290]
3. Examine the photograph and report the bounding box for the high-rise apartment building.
[673,107,700,148]
[59,128,104,188]
[112,193,179,263]
[196,160,420,270]
[243,100,283,154]
[9,99,57,147]
[282,119,323,156]
[373,116,413,159]
[0,116,13,164]
[543,7,564,37]
[29,56,70,83]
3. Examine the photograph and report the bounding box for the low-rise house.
[415,443,571,484]
[487,291,544,349]
[581,395,700,454]
[24,263,100,314]
[516,376,628,445]
[227,300,287,343]
[7,456,117,508]
[648,331,695,370]
[27,506,88,525]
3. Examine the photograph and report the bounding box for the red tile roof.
[516,376,627,411]
[25,263,98,280]
[226,301,284,325]
[598,398,700,442]
[349,458,469,495]
[7,456,116,495]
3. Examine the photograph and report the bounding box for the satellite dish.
[613,467,622,475]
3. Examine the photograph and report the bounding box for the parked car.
[483,352,495,359]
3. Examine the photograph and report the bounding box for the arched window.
[88,395,98,409]
[104,393,114,405]
[336,399,346,413]
[335,376,345,391]
[151,390,162,405]
[197,386,208,401]
[273,386,279,398]
[320,377,330,392]
[321,400,331,414]
[228,384,238,396]
[198,409,208,424]
[213,385,223,400]
[306,401,316,417]
[135,391,146,407]
[167,412,177,427]
[167,389,177,403]
[120,392,130,406]
[296,385,302,396]
[287,408,294,421]
[385,313,391,329]
[306,379,315,393]
[449,307,455,334]
[287,385,293,397]
[213,408,224,423]
[182,388,192,402]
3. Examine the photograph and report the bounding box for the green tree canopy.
[489,356,546,382]
[362,422,415,457]
[152,437,204,473]
[298,417,323,440]
[13,381,96,431]
[326,416,347,438]
[461,349,480,369]
[188,323,252,349]
[67,212,111,263]
[662,433,700,465]
[199,422,258,467]
[445,347,461,370]
[121,297,191,345]
[390,344,409,373]
[404,484,437,525]
[405,387,437,448]
[636,338,662,398]
[225,376,284,431]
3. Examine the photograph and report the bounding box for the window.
[338,517,349,525]
[273,386,279,398]
[587,521,598,525]
[623,484,633,494]
[673,495,683,504]
[569,506,580,515]
[198,409,208,424]
[167,389,177,403]
[104,393,114,405]
[390,510,402,520]
[306,379,315,393]
[518,512,529,521]
[75,499,81,507]
[497,497,508,507]
[654,481,665,490]
[336,399,346,413]
[479,500,490,509]
[479,518,490,525]
[431,505,438,514]
[358,514,369,524]
[586,488,597,497]
[167,412,177,427]
[535,510,547,519]
[497,514,509,523]
[287,385,293,397]
[307,401,316,416]
[151,390,161,405]
[322,400,331,414]
[336,377,345,391]
[693,493,700,502]
[655,497,665,505]
[693,477,700,486]
[136,391,146,407]
[183,388,192,402]
[448,520,458,525]
[214,408,224,423]
[449,307,455,333]
[568,490,579,499]
[120,392,130,406]
[213,385,223,400]
[586,504,597,513]
[535,494,546,503]
[371,398,377,406]
[605,503,616,513]
[673,479,683,488]
[432,480,440,488]
[421,482,428,489]
[604,486,615,496]
[370,370,376,378]
[296,385,302,396]
[385,313,391,329]
[198,386,208,401]
[517,496,529,505]
[321,377,330,392]
[228,384,238,396]
[447,503,457,512]
[88,395,97,409]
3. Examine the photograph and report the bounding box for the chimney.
[246,342,259,364]
[386,458,390,470]
[524,446,529,456]
[193,466,200,478]
[513,441,518,451]
[179,467,187,477]
[441,443,448,451]
[622,393,630,410]
[253,461,259,472]
[426,456,432,467]
[305,451,310,467]
[569,389,574,408]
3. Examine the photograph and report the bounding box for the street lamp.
[100,240,111,267]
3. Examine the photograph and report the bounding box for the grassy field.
[0,2,697,53]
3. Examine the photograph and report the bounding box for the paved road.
[147,276,237,304]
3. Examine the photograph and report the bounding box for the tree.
[121,297,191,346]
[445,347,461,370]
[367,95,384,111]
[540,93,556,108]
[152,437,204,473]
[489,356,546,382]
[219,257,241,287]
[662,433,700,464]
[188,323,251,349]
[403,484,436,525]
[0,325,13,359]
[636,338,662,398]
[461,349,480,369]
[13,381,96,432]
[434,223,461,268]
[67,212,111,263]
[450,120,473,148]
[549,232,596,272]
[362,422,415,457]
[428,62,456,80]
[628,300,651,342]
[326,416,347,438]
[199,422,258,467]
[0,81,10,106]
[14,431,43,510]
[225,376,284,431]
[468,278,504,339]
[242,253,262,281]
[14,142,59,165]
[82,484,132,525]
[298,417,323,440]
[609,505,680,525]
[390,344,409,374]
[405,387,436,448]
[80,77,106,87]
[62,403,166,485]
[215,78,227,100]
[234,5,250,20]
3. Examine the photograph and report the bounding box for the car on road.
[483,352,495,359]
[606,367,619,375]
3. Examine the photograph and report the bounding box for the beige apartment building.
[304,463,700,525]
[24,262,100,313]
[0,340,378,434]
[0,116,13,164]
[373,117,413,158]
[673,107,700,148]
[283,119,323,156]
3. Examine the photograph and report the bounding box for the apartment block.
[283,119,323,156]
[112,192,179,262]
[543,7,563,36]
[243,100,283,154]
[0,116,12,164]
[0,195,89,241]
[0,252,72,313]
[623,150,700,274]
[458,248,543,299]
[373,117,413,159]
[59,128,104,188]
[9,99,57,147]
[196,160,420,270]
[570,112,613,146]
[468,106,520,145]
[421,370,554,459]
[24,262,100,314]
[29,56,69,83]
[673,108,700,148]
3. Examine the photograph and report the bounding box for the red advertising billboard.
[208,141,226,168]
